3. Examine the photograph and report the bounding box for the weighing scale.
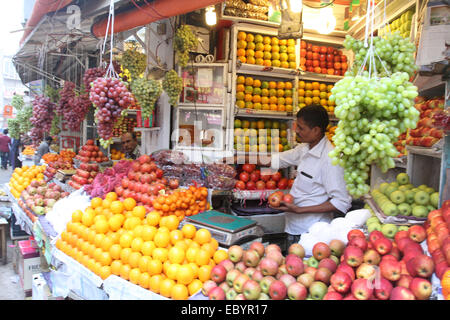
[182,210,263,247]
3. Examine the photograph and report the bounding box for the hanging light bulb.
[205,6,217,26]
[289,0,303,13]
[316,6,336,34]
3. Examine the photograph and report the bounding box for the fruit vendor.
[120,132,141,160]
[268,105,352,246]
[34,136,52,165]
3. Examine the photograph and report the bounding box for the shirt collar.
[306,136,328,158]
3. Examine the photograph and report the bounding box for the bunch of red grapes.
[433,109,450,132]
[83,67,106,93]
[89,77,135,142]
[56,81,92,131]
[30,95,56,144]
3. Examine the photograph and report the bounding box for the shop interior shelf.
[235,109,295,120]
[298,71,344,83]
[406,145,443,159]
[236,63,298,79]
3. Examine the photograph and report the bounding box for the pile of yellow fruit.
[21,146,36,156]
[236,76,294,112]
[236,31,297,69]
[326,125,337,143]
[55,192,228,300]
[110,148,126,160]
[9,165,45,198]
[298,80,335,113]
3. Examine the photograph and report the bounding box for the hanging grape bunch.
[131,77,162,120]
[120,46,147,79]
[7,119,20,139]
[89,77,135,148]
[162,69,183,106]
[29,95,56,144]
[50,112,61,136]
[343,32,418,78]
[66,93,91,131]
[328,72,420,198]
[83,67,106,93]
[173,25,198,67]
[11,94,24,111]
[56,81,76,116]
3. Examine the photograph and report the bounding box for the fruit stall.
[1,0,448,303]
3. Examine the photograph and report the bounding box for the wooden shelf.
[413,74,446,97]
[134,127,160,132]
[406,145,442,159]
[235,109,295,120]
[298,71,344,83]
[236,63,298,79]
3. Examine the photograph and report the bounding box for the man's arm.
[274,200,340,214]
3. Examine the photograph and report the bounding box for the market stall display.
[74,140,109,164]
[8,166,46,199]
[298,80,335,112]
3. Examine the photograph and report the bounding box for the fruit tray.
[233,189,290,200]
[364,195,426,226]
[73,158,112,170]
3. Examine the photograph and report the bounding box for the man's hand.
[270,201,303,213]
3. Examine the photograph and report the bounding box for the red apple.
[356,263,377,280]
[255,180,265,190]
[347,229,365,242]
[210,264,227,284]
[268,280,287,300]
[208,286,225,300]
[336,263,355,281]
[343,245,364,267]
[351,278,373,300]
[318,258,337,273]
[265,180,277,190]
[250,170,260,182]
[349,236,368,252]
[408,225,427,243]
[242,279,261,300]
[397,274,413,288]
[329,239,346,257]
[285,255,304,277]
[314,267,332,285]
[246,181,256,190]
[235,180,246,190]
[268,192,282,207]
[373,237,393,255]
[373,277,393,301]
[287,282,307,300]
[394,230,409,244]
[390,286,415,300]
[282,194,294,204]
[323,291,343,300]
[409,277,432,300]
[312,242,331,261]
[363,249,381,265]
[379,259,402,281]
[239,172,250,183]
[406,254,434,278]
[330,271,352,293]
[369,230,385,244]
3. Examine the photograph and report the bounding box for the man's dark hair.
[296,104,329,134]
[3,129,8,134]
[45,136,53,143]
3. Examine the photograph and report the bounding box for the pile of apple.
[299,41,348,76]
[202,227,438,300]
[67,162,100,190]
[364,205,410,237]
[74,139,109,163]
[20,180,69,216]
[43,160,74,181]
[406,97,445,148]
[234,164,294,191]
[425,200,450,280]
[371,173,439,218]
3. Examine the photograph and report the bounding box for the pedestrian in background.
[0,129,11,170]
[10,136,23,170]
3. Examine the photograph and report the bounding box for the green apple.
[397,203,412,216]
[384,203,398,216]
[411,188,420,193]
[306,256,319,268]
[390,190,406,204]
[414,191,430,205]
[405,190,416,204]
[425,187,435,194]
[379,182,390,194]
[385,185,398,197]
[366,217,380,225]
[367,222,382,233]
[430,192,439,208]
[396,173,410,185]
[412,205,428,218]
[398,225,409,232]
[418,184,428,190]
[405,184,414,189]
[398,185,410,192]
[427,205,436,212]
[381,224,398,238]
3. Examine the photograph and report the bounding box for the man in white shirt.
[269,105,352,246]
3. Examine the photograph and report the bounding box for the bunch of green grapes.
[16,104,33,135]
[45,85,60,103]
[173,25,198,67]
[343,32,417,78]
[162,69,183,106]
[7,119,20,139]
[130,77,162,119]
[328,71,420,198]
[120,48,147,79]
[11,95,24,111]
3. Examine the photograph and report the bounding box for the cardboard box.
[18,239,41,297]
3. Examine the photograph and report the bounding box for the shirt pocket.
[296,167,320,194]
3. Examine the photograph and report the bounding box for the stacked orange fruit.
[298,80,335,113]
[236,75,294,112]
[55,192,226,300]
[9,165,45,198]
[152,186,210,219]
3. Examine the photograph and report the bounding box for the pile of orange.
[152,186,210,219]
[236,31,297,69]
[9,165,45,198]
[55,191,227,300]
[110,148,125,160]
[298,80,335,113]
[21,146,35,156]
[325,124,337,144]
[236,76,294,113]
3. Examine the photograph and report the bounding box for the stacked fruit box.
[298,80,335,113]
[236,75,294,113]
[299,41,348,76]
[234,119,291,153]
[236,31,297,69]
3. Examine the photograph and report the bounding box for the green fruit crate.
[363,194,426,226]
